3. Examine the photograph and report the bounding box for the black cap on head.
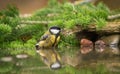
[49,26,61,30]
[49,26,61,34]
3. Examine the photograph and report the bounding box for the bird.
[80,38,93,54]
[35,26,61,50]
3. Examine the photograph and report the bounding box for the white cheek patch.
[36,50,40,53]
[51,62,61,69]
[50,29,60,34]
[36,43,39,46]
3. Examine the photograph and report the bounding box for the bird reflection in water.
[36,48,61,70]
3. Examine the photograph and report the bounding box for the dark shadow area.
[75,30,99,43]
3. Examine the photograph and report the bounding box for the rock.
[101,34,120,45]
[80,38,93,54]
[100,34,120,55]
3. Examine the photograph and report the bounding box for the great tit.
[35,26,61,50]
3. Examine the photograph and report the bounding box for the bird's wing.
[41,34,49,40]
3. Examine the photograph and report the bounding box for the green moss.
[58,34,79,48]
[32,2,109,29]
[7,39,36,56]
[0,24,12,42]
[95,18,107,30]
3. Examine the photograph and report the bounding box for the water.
[0,47,120,74]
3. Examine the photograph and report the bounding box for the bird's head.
[49,26,61,35]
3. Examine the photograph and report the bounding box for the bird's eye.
[35,44,39,49]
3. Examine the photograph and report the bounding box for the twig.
[108,14,120,20]
[20,20,52,25]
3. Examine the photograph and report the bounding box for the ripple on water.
[0,56,13,62]
[16,54,28,59]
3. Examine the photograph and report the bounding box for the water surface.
[0,47,120,74]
